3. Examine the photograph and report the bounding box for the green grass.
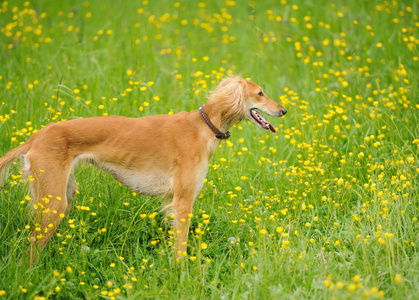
[1,0,418,298]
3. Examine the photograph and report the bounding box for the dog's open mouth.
[250,108,276,133]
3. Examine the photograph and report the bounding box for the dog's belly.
[74,154,173,196]
[101,162,173,196]
[123,172,172,196]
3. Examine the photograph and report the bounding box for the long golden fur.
[0,76,287,264]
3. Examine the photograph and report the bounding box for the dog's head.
[209,76,287,132]
[242,80,287,133]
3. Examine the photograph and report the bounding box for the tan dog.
[0,76,286,263]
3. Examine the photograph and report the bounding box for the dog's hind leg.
[65,173,78,214]
[25,152,72,265]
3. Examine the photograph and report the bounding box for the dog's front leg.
[171,193,194,258]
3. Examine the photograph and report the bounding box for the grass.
[0,0,418,298]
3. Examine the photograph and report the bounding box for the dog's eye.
[258,91,264,97]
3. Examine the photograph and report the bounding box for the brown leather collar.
[199,105,231,139]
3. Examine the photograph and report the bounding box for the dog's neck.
[200,102,236,135]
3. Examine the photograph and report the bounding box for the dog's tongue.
[268,123,276,133]
[252,109,276,133]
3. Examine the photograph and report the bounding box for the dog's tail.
[0,142,31,189]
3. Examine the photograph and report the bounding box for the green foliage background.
[0,0,418,299]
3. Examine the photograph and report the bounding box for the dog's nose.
[281,108,287,116]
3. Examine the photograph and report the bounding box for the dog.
[0,76,287,264]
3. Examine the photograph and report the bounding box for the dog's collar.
[199,105,231,140]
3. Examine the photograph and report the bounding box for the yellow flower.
[323,279,332,287]
[259,229,267,235]
[126,69,133,76]
[384,232,394,239]
[148,212,158,219]
[378,291,385,297]
[201,242,208,249]
[394,274,402,284]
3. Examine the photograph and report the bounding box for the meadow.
[0,0,418,299]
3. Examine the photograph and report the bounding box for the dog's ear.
[227,80,247,121]
[209,76,247,124]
